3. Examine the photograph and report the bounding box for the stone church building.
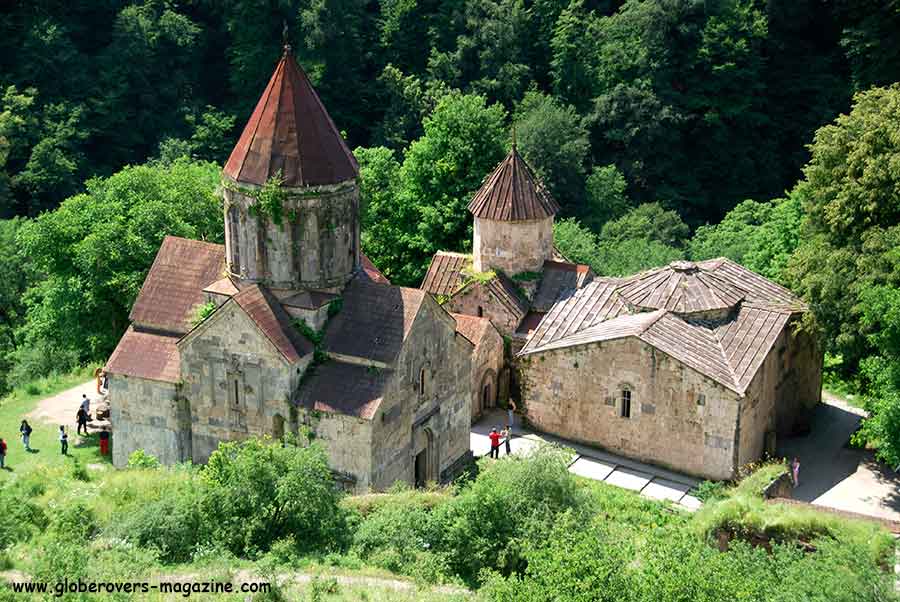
[105,48,491,492]
[422,144,822,480]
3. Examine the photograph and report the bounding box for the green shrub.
[693,480,727,502]
[69,457,90,482]
[107,485,205,563]
[50,501,98,540]
[201,438,348,557]
[126,449,160,469]
[432,445,590,585]
[0,485,46,550]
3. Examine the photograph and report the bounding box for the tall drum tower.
[221,45,360,292]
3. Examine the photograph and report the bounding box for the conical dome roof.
[223,47,358,188]
[467,146,560,221]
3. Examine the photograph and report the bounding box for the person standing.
[76,407,88,436]
[502,425,512,456]
[507,399,517,428]
[98,428,110,456]
[488,427,502,459]
[0,438,6,468]
[19,420,32,451]
[59,426,68,456]
[791,457,800,487]
[80,394,90,417]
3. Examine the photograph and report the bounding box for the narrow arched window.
[620,388,632,419]
[228,205,241,273]
[419,367,426,397]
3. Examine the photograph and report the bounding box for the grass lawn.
[0,364,111,479]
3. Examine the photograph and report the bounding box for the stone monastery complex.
[106,48,822,488]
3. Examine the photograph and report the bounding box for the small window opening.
[620,389,632,419]
[419,367,426,396]
[477,306,484,317]
[697,393,706,406]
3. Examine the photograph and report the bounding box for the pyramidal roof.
[223,46,358,188]
[468,145,560,221]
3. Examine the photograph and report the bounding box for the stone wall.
[108,375,189,468]
[444,283,522,336]
[473,216,553,275]
[470,323,505,421]
[520,337,742,480]
[369,298,472,491]
[301,410,373,491]
[775,319,822,435]
[222,177,360,290]
[178,301,307,463]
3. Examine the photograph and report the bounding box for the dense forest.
[1,0,900,459]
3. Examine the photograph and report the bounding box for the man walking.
[20,420,32,451]
[76,407,88,436]
[80,394,90,417]
[488,427,502,459]
[502,425,512,456]
[59,426,68,456]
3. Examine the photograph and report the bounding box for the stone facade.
[177,301,309,464]
[109,376,187,468]
[521,337,743,479]
[520,320,821,480]
[442,282,523,335]
[223,178,359,291]
[473,216,553,275]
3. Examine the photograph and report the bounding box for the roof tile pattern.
[520,258,806,394]
[129,236,226,334]
[468,147,560,221]
[294,361,391,420]
[360,252,391,285]
[532,260,594,311]
[421,252,469,296]
[223,49,358,187]
[105,326,181,383]
[323,279,425,365]
[452,313,494,348]
[232,285,313,363]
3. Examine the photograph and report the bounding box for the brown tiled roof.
[520,258,806,394]
[468,147,559,221]
[294,361,391,420]
[223,48,358,188]
[203,277,239,297]
[532,260,594,312]
[105,326,180,383]
[421,251,468,296]
[130,236,226,334]
[484,271,530,318]
[515,311,545,336]
[452,313,495,348]
[360,252,391,285]
[323,279,425,365]
[232,285,312,363]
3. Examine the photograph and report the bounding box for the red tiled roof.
[129,236,226,334]
[203,277,239,297]
[532,260,594,312]
[468,146,559,221]
[223,48,358,188]
[360,252,390,284]
[323,279,426,365]
[452,313,495,348]
[294,361,391,420]
[232,285,313,363]
[105,326,180,383]
[421,251,468,296]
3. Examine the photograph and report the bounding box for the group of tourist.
[488,400,517,459]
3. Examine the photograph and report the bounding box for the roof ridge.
[709,314,741,391]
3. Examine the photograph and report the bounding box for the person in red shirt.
[488,427,502,459]
[0,438,7,469]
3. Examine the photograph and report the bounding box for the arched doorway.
[475,369,497,420]
[272,414,285,441]
[414,427,435,488]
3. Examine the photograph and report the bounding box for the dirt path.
[27,380,106,430]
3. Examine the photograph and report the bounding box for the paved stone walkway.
[471,409,702,510]
[777,392,900,522]
[28,380,109,432]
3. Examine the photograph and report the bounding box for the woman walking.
[20,420,32,451]
[59,425,68,456]
[791,457,800,487]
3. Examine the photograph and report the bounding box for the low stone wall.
[762,470,794,499]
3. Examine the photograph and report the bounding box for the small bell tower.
[468,137,559,276]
